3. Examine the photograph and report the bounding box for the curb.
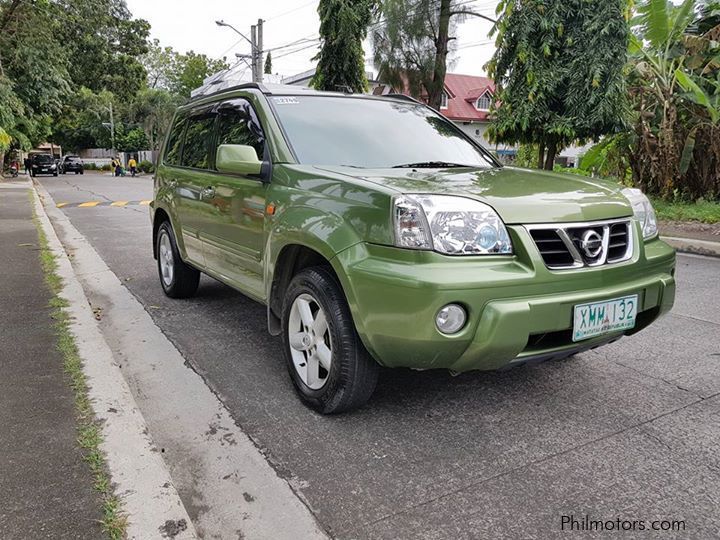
[661,235,720,258]
[31,181,198,539]
[33,180,329,539]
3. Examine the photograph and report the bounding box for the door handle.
[201,186,215,199]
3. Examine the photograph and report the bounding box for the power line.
[264,0,319,22]
[273,41,319,60]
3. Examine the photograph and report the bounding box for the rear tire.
[156,221,200,299]
[282,266,379,414]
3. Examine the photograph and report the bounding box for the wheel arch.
[267,243,344,336]
[152,207,171,260]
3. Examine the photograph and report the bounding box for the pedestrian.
[114,157,122,178]
[23,157,30,175]
[128,155,137,177]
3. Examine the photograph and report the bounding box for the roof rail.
[386,93,424,105]
[188,81,269,102]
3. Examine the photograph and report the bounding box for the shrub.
[138,160,154,173]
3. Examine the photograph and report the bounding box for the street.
[37,172,720,539]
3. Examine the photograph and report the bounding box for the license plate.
[573,294,638,342]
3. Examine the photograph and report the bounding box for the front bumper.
[335,224,676,372]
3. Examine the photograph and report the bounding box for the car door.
[174,109,218,268]
[199,98,269,301]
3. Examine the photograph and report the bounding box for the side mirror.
[216,144,263,177]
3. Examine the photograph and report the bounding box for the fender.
[263,205,367,336]
[151,196,188,262]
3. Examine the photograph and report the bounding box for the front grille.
[527,219,633,270]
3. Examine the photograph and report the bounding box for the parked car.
[30,154,58,177]
[60,155,84,175]
[151,83,676,414]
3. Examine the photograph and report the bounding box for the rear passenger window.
[216,100,265,161]
[182,114,216,169]
[164,117,186,166]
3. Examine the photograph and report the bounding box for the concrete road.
[37,173,720,539]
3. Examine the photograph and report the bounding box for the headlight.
[51,164,56,169]
[622,188,658,239]
[393,195,512,255]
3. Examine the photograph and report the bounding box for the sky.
[124,0,500,82]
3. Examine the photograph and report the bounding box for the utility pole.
[216,18,263,83]
[256,18,263,83]
[251,24,258,82]
[102,101,116,157]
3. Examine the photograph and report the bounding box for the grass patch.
[29,190,127,539]
[651,197,720,224]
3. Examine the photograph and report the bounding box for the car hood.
[317,166,633,224]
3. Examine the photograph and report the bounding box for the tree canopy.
[311,0,377,92]
[488,0,630,169]
[373,0,487,110]
[0,0,227,160]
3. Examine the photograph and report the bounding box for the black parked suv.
[30,154,58,177]
[60,155,84,175]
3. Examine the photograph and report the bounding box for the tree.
[0,0,150,161]
[129,88,179,151]
[488,0,630,170]
[627,0,720,199]
[373,0,493,110]
[311,0,377,92]
[264,51,273,75]
[169,51,229,98]
[143,39,180,89]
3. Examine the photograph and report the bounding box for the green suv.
[151,83,675,414]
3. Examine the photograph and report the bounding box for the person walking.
[114,157,122,178]
[128,156,137,178]
[23,157,31,175]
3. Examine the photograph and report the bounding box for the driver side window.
[216,99,265,163]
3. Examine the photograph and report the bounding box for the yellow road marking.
[140,200,151,206]
[78,201,101,207]
[56,202,68,208]
[111,201,129,207]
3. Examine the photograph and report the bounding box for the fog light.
[436,304,466,334]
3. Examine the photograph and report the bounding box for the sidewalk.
[0,181,102,539]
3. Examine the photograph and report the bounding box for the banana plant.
[630,0,720,184]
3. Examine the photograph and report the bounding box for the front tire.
[156,221,200,298]
[282,267,379,414]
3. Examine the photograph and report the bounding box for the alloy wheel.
[288,293,332,390]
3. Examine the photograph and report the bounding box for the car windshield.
[271,95,496,169]
[34,155,53,164]
[66,156,79,162]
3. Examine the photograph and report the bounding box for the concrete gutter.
[661,236,720,258]
[33,182,329,538]
[31,182,197,539]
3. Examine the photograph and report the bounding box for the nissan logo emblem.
[579,230,604,258]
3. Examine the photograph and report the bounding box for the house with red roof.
[435,73,506,153]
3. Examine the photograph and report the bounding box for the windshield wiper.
[392,161,472,169]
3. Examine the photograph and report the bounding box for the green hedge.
[138,160,154,173]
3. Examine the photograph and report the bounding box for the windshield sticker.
[273,97,300,105]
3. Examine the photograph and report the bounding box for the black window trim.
[211,96,272,182]
[162,114,188,168]
[163,96,272,181]
[178,106,218,171]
